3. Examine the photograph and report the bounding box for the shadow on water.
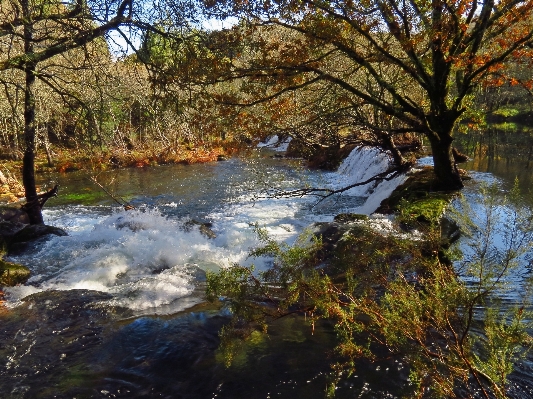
[0,290,408,399]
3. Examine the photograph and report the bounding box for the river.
[0,135,531,398]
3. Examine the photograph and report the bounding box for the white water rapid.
[4,146,407,313]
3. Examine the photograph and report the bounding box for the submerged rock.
[183,219,217,239]
[334,213,369,223]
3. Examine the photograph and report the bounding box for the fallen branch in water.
[89,176,134,210]
[256,162,411,205]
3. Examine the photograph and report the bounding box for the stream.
[0,136,532,398]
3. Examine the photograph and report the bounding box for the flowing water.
[1,134,532,398]
[0,146,409,398]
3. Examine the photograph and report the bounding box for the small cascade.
[257,135,293,152]
[4,208,236,312]
[328,146,408,215]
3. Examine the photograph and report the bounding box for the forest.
[1,0,533,398]
[2,0,533,221]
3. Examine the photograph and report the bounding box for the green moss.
[61,191,104,203]
[0,260,30,286]
[398,196,450,225]
[492,122,519,131]
[492,107,521,118]
[377,166,456,226]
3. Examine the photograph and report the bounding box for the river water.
[0,136,531,398]
[0,145,409,398]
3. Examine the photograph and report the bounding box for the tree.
[0,0,134,223]
[205,0,533,189]
[0,0,199,224]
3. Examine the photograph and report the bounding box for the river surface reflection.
[457,124,533,202]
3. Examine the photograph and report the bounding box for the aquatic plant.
[207,182,533,398]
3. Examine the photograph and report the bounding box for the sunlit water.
[4,147,402,312]
[0,146,412,398]
[2,138,532,398]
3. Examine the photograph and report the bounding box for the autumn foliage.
[202,0,533,189]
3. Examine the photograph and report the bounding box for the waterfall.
[257,135,293,152]
[328,146,408,215]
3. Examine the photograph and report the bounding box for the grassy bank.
[0,140,246,203]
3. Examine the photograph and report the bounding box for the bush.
[207,183,533,398]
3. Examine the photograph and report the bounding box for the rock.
[7,224,68,255]
[183,220,217,239]
[10,224,67,244]
[0,260,30,286]
[115,217,146,232]
[334,213,369,223]
[309,221,382,268]
[0,212,68,255]
[0,220,29,255]
[0,206,30,224]
[286,140,356,170]
[0,220,27,238]
[310,222,352,261]
[440,217,461,248]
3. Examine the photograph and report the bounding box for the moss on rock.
[398,196,450,225]
[377,166,458,227]
[0,260,30,286]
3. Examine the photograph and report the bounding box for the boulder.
[10,224,68,244]
[183,220,217,239]
[8,224,68,255]
[0,206,30,224]
[334,213,369,223]
[286,139,356,171]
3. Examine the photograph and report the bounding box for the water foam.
[257,135,293,152]
[325,146,407,215]
[5,208,225,311]
[4,146,408,312]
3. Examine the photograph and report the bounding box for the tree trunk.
[381,132,406,167]
[22,63,43,225]
[22,1,44,225]
[427,132,464,190]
